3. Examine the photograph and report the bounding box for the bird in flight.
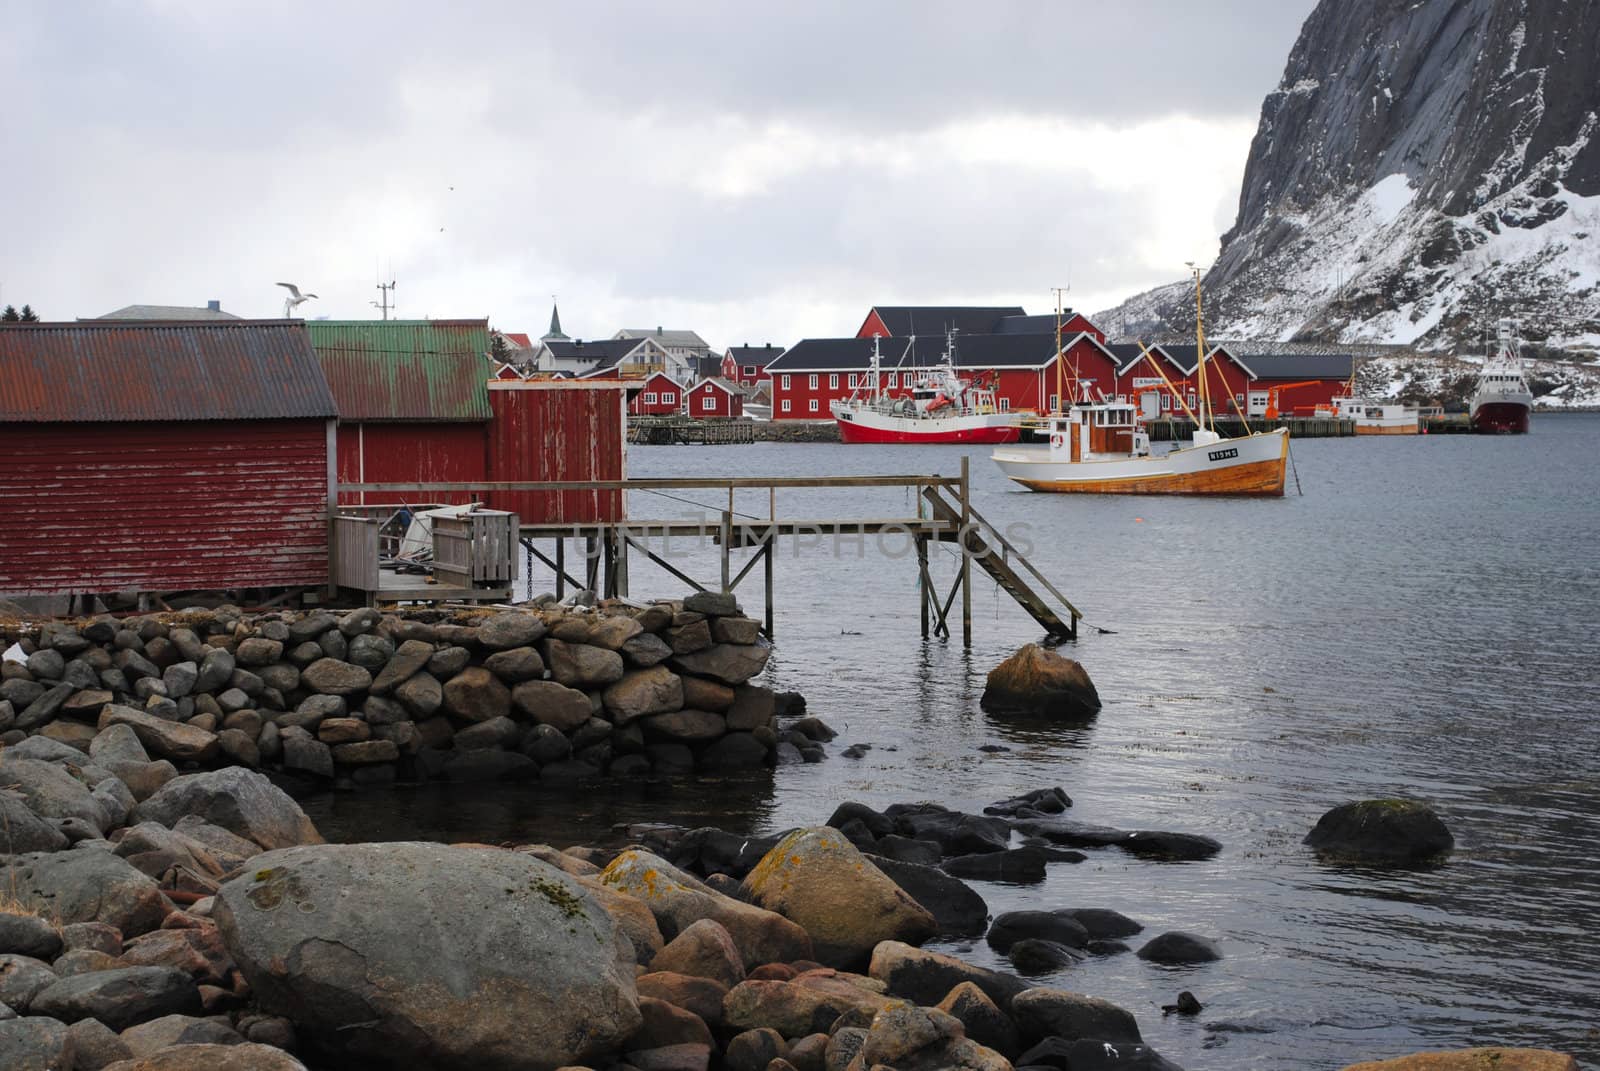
[276,282,319,317]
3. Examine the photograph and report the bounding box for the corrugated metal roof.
[0,320,338,423]
[305,319,492,423]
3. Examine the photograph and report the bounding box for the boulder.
[621,633,674,669]
[1009,938,1084,974]
[0,756,109,830]
[31,966,199,1031]
[697,733,768,771]
[97,706,219,765]
[1017,1037,1185,1070]
[683,592,739,616]
[630,995,713,1051]
[635,972,729,1029]
[442,667,513,722]
[0,914,63,960]
[868,857,989,936]
[936,981,1019,1058]
[1121,830,1222,861]
[193,650,236,694]
[986,911,1091,953]
[1009,986,1143,1045]
[670,644,770,686]
[135,768,323,852]
[214,842,641,1070]
[600,851,812,969]
[511,680,592,732]
[743,828,937,969]
[0,852,170,936]
[119,1013,242,1056]
[679,676,735,713]
[67,1016,133,1069]
[483,647,544,682]
[890,805,1011,856]
[941,847,1048,883]
[476,612,547,651]
[0,1016,74,1071]
[648,918,745,989]
[544,640,625,688]
[722,973,895,1038]
[368,640,434,695]
[1135,931,1221,964]
[1304,799,1454,864]
[587,616,643,651]
[643,710,726,743]
[867,942,1027,1012]
[711,617,762,646]
[0,790,72,853]
[603,667,684,724]
[666,621,713,656]
[281,735,334,779]
[393,671,443,717]
[97,1041,311,1069]
[724,686,775,732]
[1338,1050,1580,1071]
[426,646,472,678]
[0,952,59,1011]
[298,659,372,697]
[233,639,282,668]
[978,644,1100,719]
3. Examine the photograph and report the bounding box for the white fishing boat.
[991,272,1289,496]
[1469,320,1533,434]
[831,334,1021,444]
[1321,396,1421,434]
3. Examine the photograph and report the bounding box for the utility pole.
[373,279,397,320]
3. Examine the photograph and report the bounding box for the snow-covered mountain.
[1099,0,1600,354]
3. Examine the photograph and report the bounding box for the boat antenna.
[1188,263,1210,431]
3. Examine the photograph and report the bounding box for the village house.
[538,336,685,381]
[613,327,712,371]
[685,376,746,419]
[721,343,784,389]
[628,370,685,416]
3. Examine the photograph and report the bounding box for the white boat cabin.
[1047,402,1150,461]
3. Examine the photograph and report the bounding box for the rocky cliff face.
[1101,0,1600,352]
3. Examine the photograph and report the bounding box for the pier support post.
[916,533,930,639]
[762,534,775,639]
[555,538,565,599]
[960,456,972,647]
[719,510,732,593]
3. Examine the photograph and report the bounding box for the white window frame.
[808,374,818,389]
[699,395,714,413]
[1161,394,1171,411]
[887,372,897,388]
[781,399,791,412]
[998,398,1011,411]
[782,374,791,390]
[809,399,819,413]
[829,373,839,389]
[1049,394,1059,411]
[744,365,757,376]
[662,392,675,405]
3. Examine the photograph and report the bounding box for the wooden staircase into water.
[921,482,1081,642]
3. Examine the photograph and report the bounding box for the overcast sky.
[2,1,1316,348]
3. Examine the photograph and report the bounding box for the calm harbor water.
[305,413,1600,1071]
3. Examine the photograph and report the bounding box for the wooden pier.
[1135,416,1355,441]
[338,458,1081,645]
[629,417,756,445]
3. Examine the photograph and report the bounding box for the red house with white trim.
[721,344,784,389]
[1109,343,1196,418]
[628,371,684,416]
[686,377,745,418]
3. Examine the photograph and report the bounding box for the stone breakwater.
[0,765,1569,1071]
[0,593,831,793]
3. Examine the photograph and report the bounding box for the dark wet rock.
[869,856,989,936]
[1161,990,1203,1016]
[31,966,199,1031]
[1008,938,1086,974]
[936,980,1019,1058]
[1304,799,1454,864]
[1018,1037,1185,1070]
[1137,931,1222,964]
[789,716,834,741]
[0,915,63,961]
[1011,986,1144,1045]
[984,786,1071,817]
[980,644,1100,720]
[840,744,869,760]
[662,827,783,879]
[215,841,640,1070]
[869,835,942,866]
[1009,814,1130,848]
[942,847,1048,883]
[670,643,770,687]
[1122,830,1222,861]
[868,941,1028,1012]
[987,911,1091,953]
[826,802,895,840]
[698,732,769,771]
[1059,908,1145,940]
[888,804,1011,856]
[441,749,538,782]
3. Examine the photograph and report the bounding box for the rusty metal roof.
[0,320,338,423]
[305,320,492,422]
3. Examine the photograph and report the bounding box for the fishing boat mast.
[1189,263,1210,432]
[1052,287,1066,415]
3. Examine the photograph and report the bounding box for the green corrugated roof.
[305,319,492,422]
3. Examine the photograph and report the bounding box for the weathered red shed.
[487,380,626,525]
[0,321,338,598]
[628,371,684,416]
[686,377,745,418]
[304,320,492,506]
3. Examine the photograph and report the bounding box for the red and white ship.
[1470,320,1533,434]
[831,334,1021,444]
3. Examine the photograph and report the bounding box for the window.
[782,375,791,390]
[744,365,756,376]
[808,374,818,389]
[781,399,791,412]
[999,398,1011,411]
[1049,394,1059,411]
[1161,395,1171,411]
[809,399,818,413]
[829,373,839,389]
[643,392,657,404]
[848,374,858,389]
[662,392,675,405]
[887,372,897,388]
[1187,392,1197,408]
[699,396,713,413]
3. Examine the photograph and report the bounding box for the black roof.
[866,306,1026,337]
[1244,353,1356,379]
[727,344,785,364]
[994,313,1069,335]
[769,332,1094,373]
[546,337,650,372]
[1105,342,1194,371]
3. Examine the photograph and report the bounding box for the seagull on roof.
[276,282,319,318]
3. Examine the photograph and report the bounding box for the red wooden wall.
[336,422,488,506]
[487,382,625,524]
[0,420,330,596]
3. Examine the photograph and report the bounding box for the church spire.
[543,297,570,342]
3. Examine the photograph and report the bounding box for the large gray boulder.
[0,792,72,854]
[215,842,641,1071]
[0,1016,75,1071]
[1304,799,1454,864]
[0,851,171,935]
[0,756,109,831]
[96,706,219,765]
[134,769,322,852]
[670,644,770,686]
[31,966,199,1031]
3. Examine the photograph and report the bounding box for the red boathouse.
[686,377,746,419]
[0,321,339,598]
